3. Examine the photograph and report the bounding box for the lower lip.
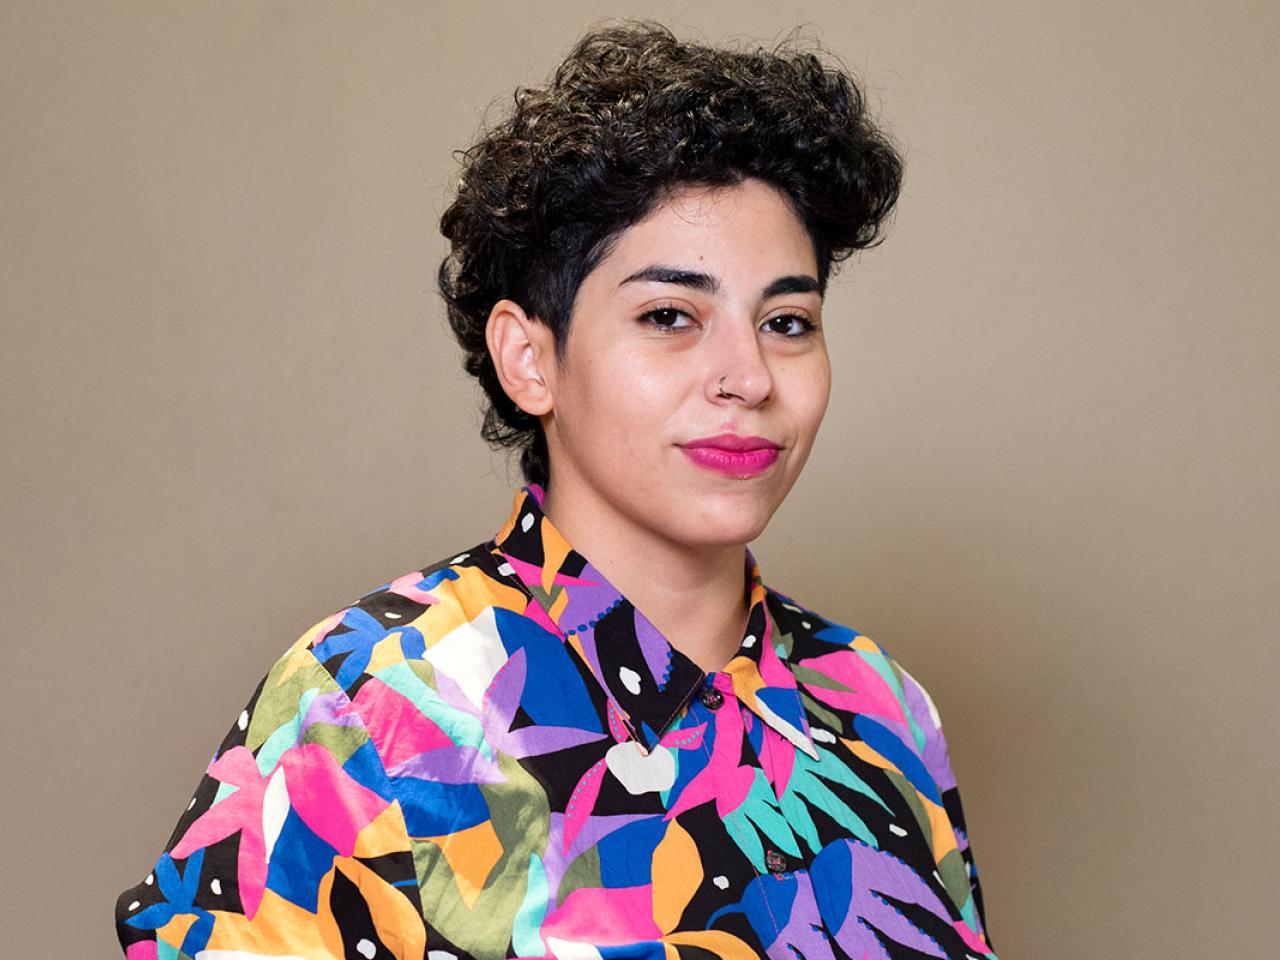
[681,445,780,477]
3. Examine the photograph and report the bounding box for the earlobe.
[485,299,555,417]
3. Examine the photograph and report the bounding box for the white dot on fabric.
[712,875,729,890]
[144,874,153,885]
[450,553,469,564]
[497,562,515,577]
[618,666,642,695]
[384,611,402,620]
[889,823,908,837]
[811,728,836,743]
[356,939,377,959]
[801,620,811,629]
[127,901,140,911]
[742,634,757,648]
[210,878,222,895]
[521,512,534,532]
[237,709,249,731]
[187,796,196,810]
[427,952,458,960]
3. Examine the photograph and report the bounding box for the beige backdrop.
[3,2,1277,957]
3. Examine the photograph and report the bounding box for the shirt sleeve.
[114,633,429,960]
[896,663,995,950]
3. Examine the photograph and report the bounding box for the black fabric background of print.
[329,865,393,959]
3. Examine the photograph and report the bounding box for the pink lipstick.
[680,434,781,477]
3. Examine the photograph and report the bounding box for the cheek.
[563,349,681,445]
[810,366,833,426]
[785,356,832,438]
[604,348,684,413]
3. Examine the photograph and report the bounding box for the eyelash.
[639,306,817,337]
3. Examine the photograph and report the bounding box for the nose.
[706,315,773,407]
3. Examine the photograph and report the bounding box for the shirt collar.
[493,484,817,758]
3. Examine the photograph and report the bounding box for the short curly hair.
[437,20,904,487]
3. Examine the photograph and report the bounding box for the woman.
[116,21,996,960]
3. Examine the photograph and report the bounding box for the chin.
[671,491,778,548]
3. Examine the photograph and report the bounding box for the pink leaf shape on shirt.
[542,884,662,944]
[953,919,994,955]
[759,724,796,798]
[386,570,447,605]
[562,756,608,854]
[755,619,795,692]
[276,742,390,856]
[665,699,753,820]
[657,723,706,752]
[797,650,908,729]
[170,746,269,917]
[351,678,456,768]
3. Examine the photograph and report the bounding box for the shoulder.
[280,538,531,701]
[216,538,533,806]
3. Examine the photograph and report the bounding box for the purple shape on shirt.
[632,609,675,690]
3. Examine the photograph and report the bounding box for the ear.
[485,299,557,417]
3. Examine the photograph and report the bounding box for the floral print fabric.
[116,484,995,959]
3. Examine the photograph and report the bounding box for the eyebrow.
[618,265,822,299]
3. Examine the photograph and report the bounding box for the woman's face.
[542,177,832,550]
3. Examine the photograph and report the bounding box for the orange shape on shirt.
[652,819,701,933]
[429,818,504,909]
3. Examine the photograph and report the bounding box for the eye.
[762,313,816,337]
[639,306,696,331]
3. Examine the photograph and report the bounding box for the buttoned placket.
[685,669,803,885]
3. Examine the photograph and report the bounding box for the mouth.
[679,434,781,477]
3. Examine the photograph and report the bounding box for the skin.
[486,177,832,671]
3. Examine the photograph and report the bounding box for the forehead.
[592,179,819,282]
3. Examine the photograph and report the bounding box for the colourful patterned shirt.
[116,484,995,960]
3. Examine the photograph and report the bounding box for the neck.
[541,479,750,673]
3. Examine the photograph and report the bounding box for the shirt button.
[699,686,724,710]
[764,849,787,875]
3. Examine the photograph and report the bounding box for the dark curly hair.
[437,20,904,487]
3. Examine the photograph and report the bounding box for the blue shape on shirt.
[125,849,213,956]
[811,839,854,932]
[343,738,394,801]
[711,870,799,939]
[757,686,807,735]
[390,776,489,836]
[264,809,339,912]
[667,715,715,803]
[596,816,667,888]
[311,608,391,689]
[599,943,667,960]
[814,623,860,646]
[852,714,941,805]
[420,567,461,591]
[398,625,426,660]
[745,704,765,757]
[492,607,601,732]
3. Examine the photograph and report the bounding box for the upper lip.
[682,433,781,451]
